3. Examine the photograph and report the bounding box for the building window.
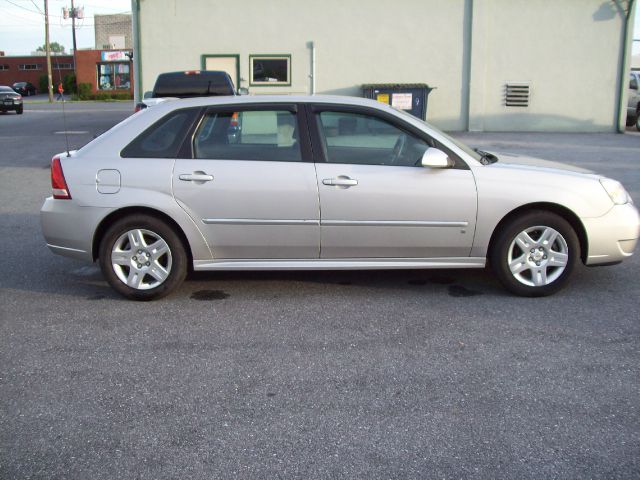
[97,62,130,90]
[53,63,74,69]
[19,64,43,71]
[249,55,291,86]
[0,65,9,70]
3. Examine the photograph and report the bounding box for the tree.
[36,42,65,53]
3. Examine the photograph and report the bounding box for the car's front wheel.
[99,215,187,300]
[490,211,580,297]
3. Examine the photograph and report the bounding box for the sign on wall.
[101,51,131,62]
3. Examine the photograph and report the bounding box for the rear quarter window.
[121,108,199,158]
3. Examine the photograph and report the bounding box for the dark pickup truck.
[135,70,237,112]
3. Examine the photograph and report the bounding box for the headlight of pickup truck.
[600,178,632,205]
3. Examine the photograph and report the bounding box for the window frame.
[305,104,469,170]
[19,64,42,71]
[97,62,131,91]
[178,103,313,162]
[249,54,292,87]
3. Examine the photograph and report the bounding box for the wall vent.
[505,83,530,107]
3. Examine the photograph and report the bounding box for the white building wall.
[469,0,625,132]
[138,0,468,130]
[138,0,627,132]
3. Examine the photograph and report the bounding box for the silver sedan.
[40,95,640,300]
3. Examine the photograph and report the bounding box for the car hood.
[487,152,595,175]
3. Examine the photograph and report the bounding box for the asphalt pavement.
[1,101,639,479]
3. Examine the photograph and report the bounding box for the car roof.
[156,94,394,113]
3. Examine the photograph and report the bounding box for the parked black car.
[0,86,23,114]
[627,72,640,131]
[12,81,37,96]
[134,70,237,112]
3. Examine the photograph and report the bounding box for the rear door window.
[193,109,302,162]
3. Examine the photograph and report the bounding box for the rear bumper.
[40,197,111,262]
[583,203,640,265]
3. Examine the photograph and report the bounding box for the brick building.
[0,55,74,93]
[95,14,132,50]
[76,49,133,95]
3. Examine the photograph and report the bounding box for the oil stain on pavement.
[191,290,230,301]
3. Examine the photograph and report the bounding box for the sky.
[0,0,131,55]
[0,0,640,57]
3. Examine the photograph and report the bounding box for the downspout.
[131,0,142,104]
[462,0,474,131]
[308,41,316,95]
[617,0,636,132]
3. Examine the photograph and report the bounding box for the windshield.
[394,108,483,162]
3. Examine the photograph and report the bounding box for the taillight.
[51,155,71,199]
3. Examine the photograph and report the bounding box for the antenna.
[60,85,71,157]
[53,59,71,157]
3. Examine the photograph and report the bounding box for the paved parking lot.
[1,101,639,479]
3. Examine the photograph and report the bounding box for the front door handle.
[179,172,214,182]
[322,176,358,187]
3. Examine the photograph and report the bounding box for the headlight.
[600,178,632,205]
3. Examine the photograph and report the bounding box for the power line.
[29,0,42,13]
[2,0,65,18]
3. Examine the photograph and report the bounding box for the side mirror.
[237,87,249,95]
[420,148,453,168]
[143,91,153,99]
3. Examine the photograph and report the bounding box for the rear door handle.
[322,177,358,187]
[179,172,214,182]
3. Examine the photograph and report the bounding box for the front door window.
[317,111,429,167]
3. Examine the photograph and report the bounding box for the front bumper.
[41,197,112,262]
[0,99,22,111]
[582,203,640,265]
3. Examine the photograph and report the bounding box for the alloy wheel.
[110,228,172,290]
[507,225,569,287]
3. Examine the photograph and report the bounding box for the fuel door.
[96,169,121,194]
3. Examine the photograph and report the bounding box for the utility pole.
[44,0,53,102]
[70,0,77,80]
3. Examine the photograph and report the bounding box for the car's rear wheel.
[16,106,23,115]
[99,215,187,300]
[490,211,579,297]
[636,109,640,131]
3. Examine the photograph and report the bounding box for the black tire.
[98,215,187,301]
[16,107,23,115]
[627,116,636,127]
[636,111,640,131]
[489,210,580,297]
